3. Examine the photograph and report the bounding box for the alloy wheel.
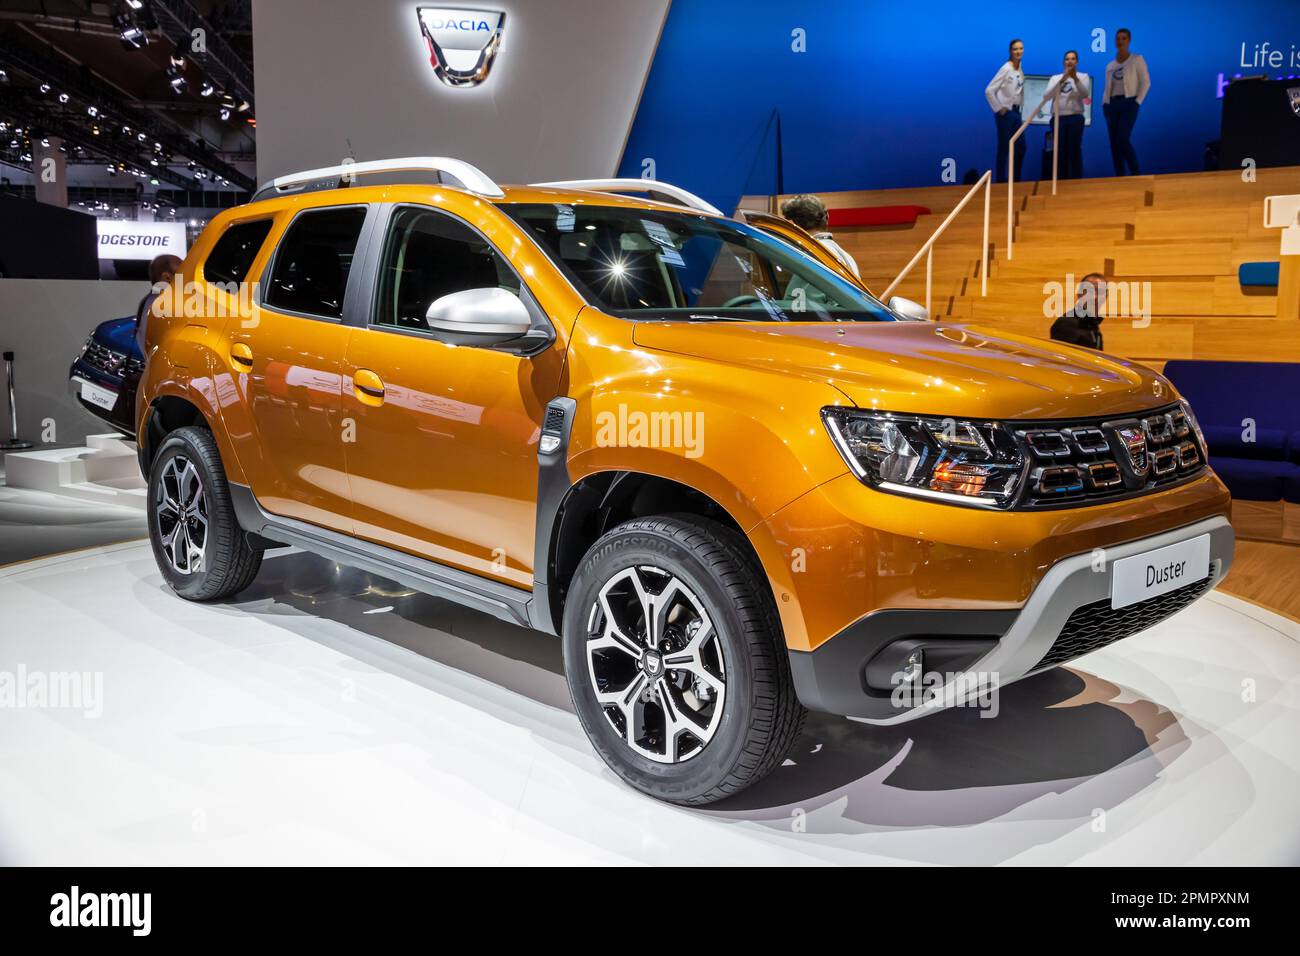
[155,454,208,575]
[585,565,726,763]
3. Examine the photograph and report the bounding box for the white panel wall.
[252,0,670,186]
[0,280,145,447]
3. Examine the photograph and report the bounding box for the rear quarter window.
[203,219,274,286]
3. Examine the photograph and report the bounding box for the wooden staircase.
[781,167,1300,363]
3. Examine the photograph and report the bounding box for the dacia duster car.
[70,314,145,435]
[135,158,1234,805]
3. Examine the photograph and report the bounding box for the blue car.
[69,314,144,436]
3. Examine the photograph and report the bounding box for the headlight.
[1178,398,1207,452]
[822,408,1026,508]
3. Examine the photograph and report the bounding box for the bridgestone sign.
[96,221,188,261]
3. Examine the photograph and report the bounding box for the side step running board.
[228,483,537,631]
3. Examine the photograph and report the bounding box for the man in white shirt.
[779,194,861,279]
[1101,28,1150,176]
[985,39,1026,183]
[1047,51,1092,179]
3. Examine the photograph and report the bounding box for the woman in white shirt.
[1102,28,1150,176]
[1047,50,1092,179]
[985,39,1026,183]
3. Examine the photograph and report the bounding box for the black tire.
[147,425,262,601]
[562,515,806,805]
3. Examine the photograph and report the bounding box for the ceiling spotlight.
[106,164,116,174]
[121,125,131,135]
[39,83,51,94]
[0,69,8,84]
[199,81,214,97]
[40,137,49,147]
[115,13,148,50]
[169,73,187,94]
[87,105,99,118]
[137,132,146,142]
[218,106,231,121]
[150,158,158,166]
[91,124,100,135]
[237,100,251,113]
[57,92,69,104]
[126,0,145,9]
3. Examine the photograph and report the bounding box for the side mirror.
[888,296,931,322]
[425,287,532,347]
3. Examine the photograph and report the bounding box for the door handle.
[230,342,254,370]
[353,368,385,404]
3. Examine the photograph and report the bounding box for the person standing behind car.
[1047,50,1091,179]
[134,253,182,355]
[779,194,861,279]
[986,39,1026,183]
[1102,28,1150,176]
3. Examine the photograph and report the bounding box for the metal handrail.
[532,178,724,217]
[1006,86,1063,260]
[252,156,505,201]
[880,170,992,315]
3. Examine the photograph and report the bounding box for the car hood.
[94,315,142,358]
[630,320,1174,419]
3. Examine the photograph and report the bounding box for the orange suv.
[136,158,1234,804]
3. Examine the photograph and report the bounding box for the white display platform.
[4,434,146,511]
[1,541,1297,866]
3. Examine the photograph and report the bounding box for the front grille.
[1033,564,1215,671]
[83,340,127,376]
[1013,403,1206,509]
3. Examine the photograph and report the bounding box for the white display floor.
[1,541,1297,865]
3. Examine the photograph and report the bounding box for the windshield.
[504,202,897,322]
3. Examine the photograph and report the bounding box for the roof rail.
[531,178,724,217]
[252,156,504,202]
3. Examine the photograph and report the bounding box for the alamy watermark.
[0,665,103,718]
[594,403,705,459]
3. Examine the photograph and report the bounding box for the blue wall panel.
[618,0,1300,212]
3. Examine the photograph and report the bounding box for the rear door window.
[264,206,367,320]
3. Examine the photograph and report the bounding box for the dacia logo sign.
[416,7,506,88]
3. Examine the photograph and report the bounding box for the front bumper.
[787,515,1235,723]
[69,365,136,434]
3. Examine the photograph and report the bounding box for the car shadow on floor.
[230,550,1189,827]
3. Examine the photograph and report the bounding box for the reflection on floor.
[1,542,1296,865]
[0,478,145,567]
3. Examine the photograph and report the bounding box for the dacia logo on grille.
[1116,424,1148,476]
[417,7,506,88]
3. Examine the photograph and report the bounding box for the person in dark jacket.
[134,253,182,354]
[1050,272,1107,349]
